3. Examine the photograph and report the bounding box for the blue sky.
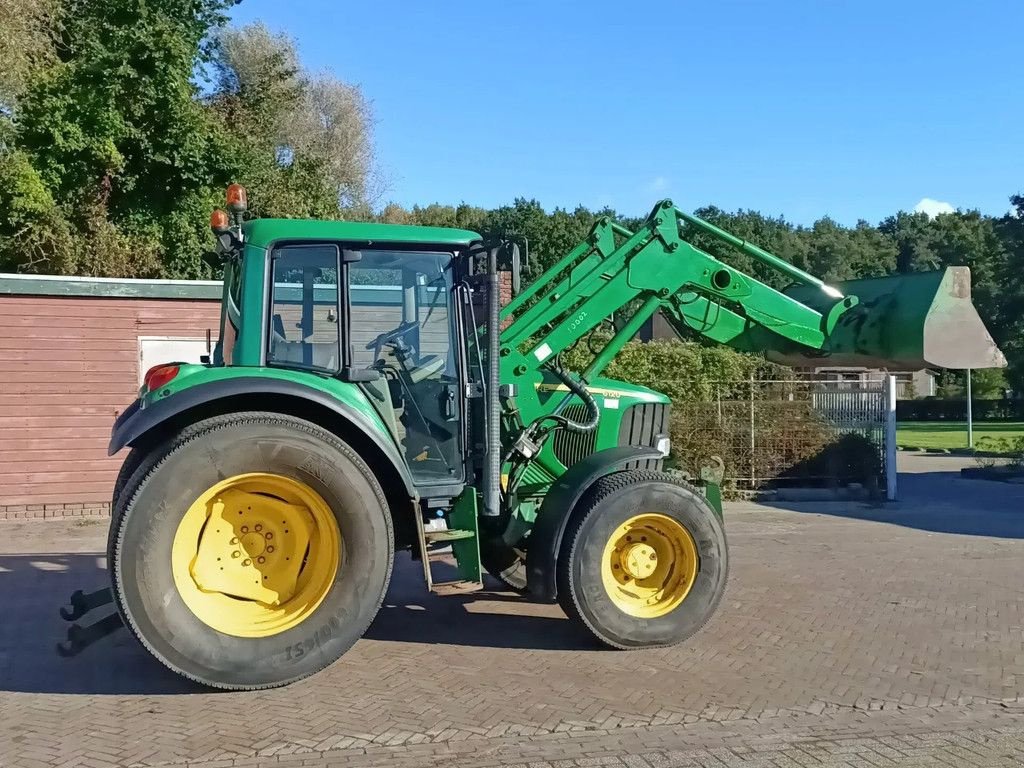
[229,0,1021,225]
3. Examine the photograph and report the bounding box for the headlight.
[654,434,671,457]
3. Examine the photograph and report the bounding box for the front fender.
[525,445,665,602]
[108,375,416,497]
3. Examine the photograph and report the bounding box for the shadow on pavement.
[0,550,587,695]
[364,553,591,651]
[755,469,1024,539]
[0,553,199,695]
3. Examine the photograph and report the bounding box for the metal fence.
[668,376,895,496]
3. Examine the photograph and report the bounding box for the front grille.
[551,404,599,468]
[550,401,670,470]
[618,402,669,470]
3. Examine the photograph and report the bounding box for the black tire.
[480,535,528,592]
[107,447,143,557]
[106,420,237,573]
[109,411,394,690]
[556,470,728,649]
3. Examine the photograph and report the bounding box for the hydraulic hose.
[548,364,599,433]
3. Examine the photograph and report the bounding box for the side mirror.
[201,250,225,272]
[496,242,523,295]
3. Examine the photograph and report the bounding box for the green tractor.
[60,185,1004,689]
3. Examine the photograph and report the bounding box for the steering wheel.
[366,320,418,361]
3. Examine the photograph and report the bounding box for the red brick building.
[0,274,221,518]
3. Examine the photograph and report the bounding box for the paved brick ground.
[1,454,1023,767]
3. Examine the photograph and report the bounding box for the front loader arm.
[500,199,853,382]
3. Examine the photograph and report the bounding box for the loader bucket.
[770,267,1006,370]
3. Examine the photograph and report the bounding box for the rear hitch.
[57,587,123,657]
[57,612,124,657]
[59,587,114,621]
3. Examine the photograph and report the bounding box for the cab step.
[414,493,483,595]
[424,528,475,543]
[432,580,483,596]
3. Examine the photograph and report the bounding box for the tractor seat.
[407,354,445,383]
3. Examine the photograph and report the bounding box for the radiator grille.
[618,402,670,470]
[550,401,670,469]
[551,404,598,468]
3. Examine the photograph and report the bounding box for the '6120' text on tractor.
[60,184,1004,689]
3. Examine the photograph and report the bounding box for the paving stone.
[1,463,1023,767]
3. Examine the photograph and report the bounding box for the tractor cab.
[209,187,483,487]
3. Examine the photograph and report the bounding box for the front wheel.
[109,412,394,689]
[556,470,728,649]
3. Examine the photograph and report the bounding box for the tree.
[994,195,1024,393]
[210,22,377,218]
[971,368,1009,400]
[2,0,240,277]
[803,218,897,282]
[0,0,58,120]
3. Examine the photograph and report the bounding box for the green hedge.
[562,337,784,402]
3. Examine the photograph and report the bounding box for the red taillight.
[144,364,180,392]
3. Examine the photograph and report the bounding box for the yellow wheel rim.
[601,513,698,619]
[171,473,340,638]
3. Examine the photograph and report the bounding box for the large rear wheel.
[110,412,393,689]
[556,470,727,649]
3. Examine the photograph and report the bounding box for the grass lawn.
[897,421,1024,453]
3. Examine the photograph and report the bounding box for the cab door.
[347,249,464,485]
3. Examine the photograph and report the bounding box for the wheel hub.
[620,542,658,580]
[172,473,341,638]
[240,530,268,558]
[189,490,312,605]
[601,513,699,619]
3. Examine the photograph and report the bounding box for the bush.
[562,336,882,493]
[562,335,785,402]
[672,396,881,494]
[975,436,1024,467]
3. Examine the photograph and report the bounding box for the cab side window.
[267,246,340,372]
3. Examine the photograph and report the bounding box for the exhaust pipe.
[481,246,502,517]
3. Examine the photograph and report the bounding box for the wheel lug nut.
[243,558,252,566]
[230,537,238,544]
[265,532,273,540]
[257,556,266,564]
[255,524,263,532]
[232,551,240,558]
[241,526,249,533]
[266,545,275,553]
[650,553,657,560]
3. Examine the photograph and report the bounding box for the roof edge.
[0,273,222,300]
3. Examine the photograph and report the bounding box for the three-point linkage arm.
[500,199,858,383]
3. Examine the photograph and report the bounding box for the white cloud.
[644,176,671,195]
[913,197,955,219]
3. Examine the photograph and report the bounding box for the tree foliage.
[0,0,59,117]
[0,2,377,278]
[210,23,376,219]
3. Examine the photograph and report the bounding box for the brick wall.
[0,293,220,518]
